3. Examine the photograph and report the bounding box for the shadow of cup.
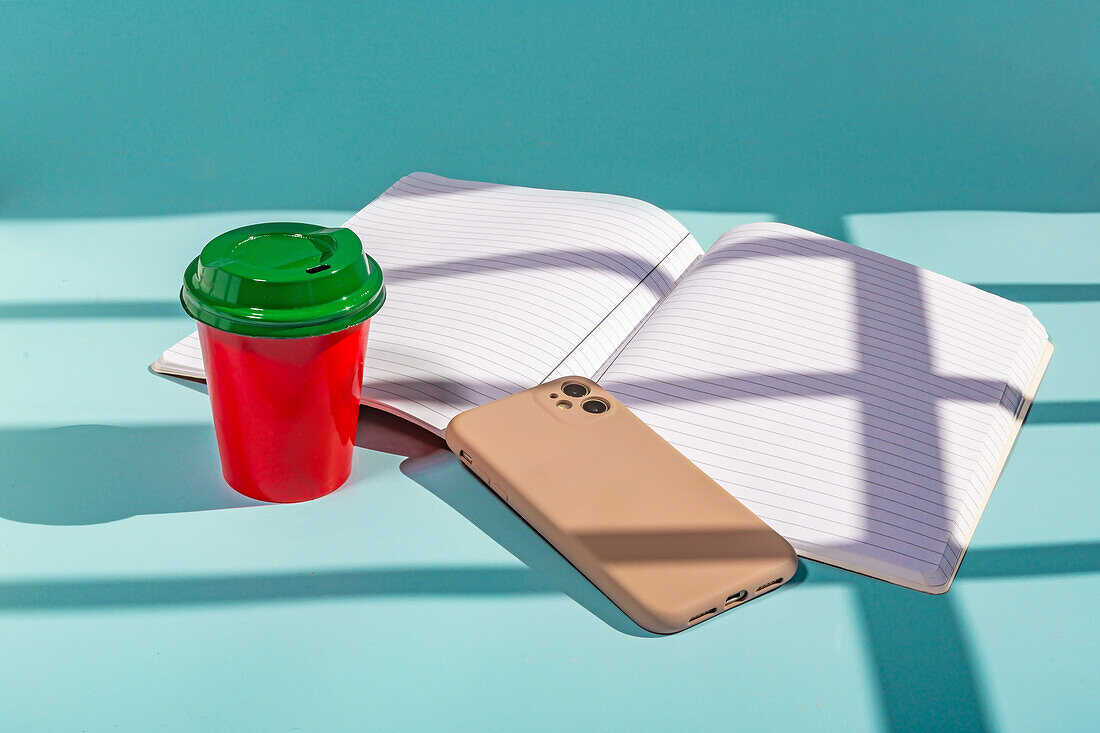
[0,424,262,525]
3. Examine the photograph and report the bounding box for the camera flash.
[556,401,572,410]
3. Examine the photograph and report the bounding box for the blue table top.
[0,210,1096,732]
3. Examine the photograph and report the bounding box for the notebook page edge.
[926,337,1054,593]
[150,353,204,381]
[360,397,447,438]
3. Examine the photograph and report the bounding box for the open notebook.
[154,172,1052,593]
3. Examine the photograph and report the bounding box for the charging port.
[688,607,717,624]
[725,590,747,605]
[459,450,473,464]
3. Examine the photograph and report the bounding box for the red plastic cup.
[181,223,386,503]
[199,321,369,502]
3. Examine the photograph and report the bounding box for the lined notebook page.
[155,173,695,433]
[548,235,702,380]
[598,223,1049,591]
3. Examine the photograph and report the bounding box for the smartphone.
[445,376,797,634]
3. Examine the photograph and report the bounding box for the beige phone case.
[445,376,797,634]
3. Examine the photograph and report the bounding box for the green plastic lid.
[181,223,385,338]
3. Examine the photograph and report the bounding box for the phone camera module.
[562,382,589,398]
[581,398,609,414]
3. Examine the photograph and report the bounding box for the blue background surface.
[0,210,1097,731]
[1,1,1098,730]
[2,1,1097,234]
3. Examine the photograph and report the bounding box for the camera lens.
[581,399,609,414]
[562,382,589,398]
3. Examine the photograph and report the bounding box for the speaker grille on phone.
[688,608,717,624]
